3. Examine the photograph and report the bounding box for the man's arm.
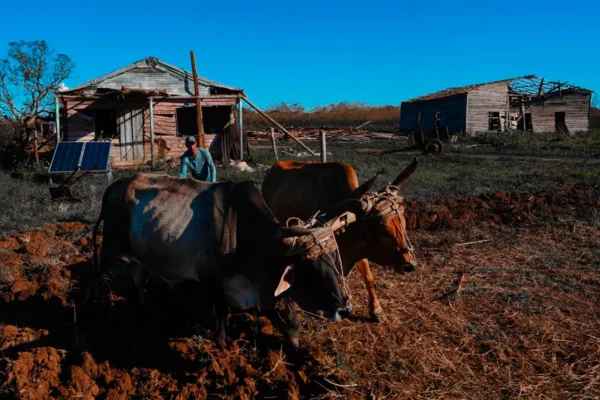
[203,149,217,182]
[179,156,188,178]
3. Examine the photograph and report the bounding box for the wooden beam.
[149,98,155,170]
[241,96,316,156]
[536,78,545,98]
[190,51,205,148]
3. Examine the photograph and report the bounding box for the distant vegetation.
[243,102,400,133]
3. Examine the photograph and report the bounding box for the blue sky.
[0,0,598,109]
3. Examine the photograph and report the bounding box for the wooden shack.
[400,76,593,135]
[55,56,245,167]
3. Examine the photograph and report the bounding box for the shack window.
[434,112,441,127]
[488,112,501,131]
[416,112,421,128]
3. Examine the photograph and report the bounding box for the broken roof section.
[404,75,592,103]
[60,56,243,96]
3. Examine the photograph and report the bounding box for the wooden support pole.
[55,96,61,143]
[238,99,243,161]
[33,130,39,165]
[270,127,278,161]
[320,130,327,162]
[149,98,155,170]
[241,96,316,156]
[190,51,205,148]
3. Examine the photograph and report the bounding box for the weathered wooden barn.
[55,56,245,167]
[400,76,593,134]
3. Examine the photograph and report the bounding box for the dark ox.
[91,173,352,350]
[262,158,418,322]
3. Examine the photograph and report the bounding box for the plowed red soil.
[0,184,599,399]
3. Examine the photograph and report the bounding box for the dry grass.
[244,102,400,133]
[298,219,600,399]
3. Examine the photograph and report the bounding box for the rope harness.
[279,184,417,306]
[357,186,416,262]
[284,215,350,301]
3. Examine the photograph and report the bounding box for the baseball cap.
[185,136,197,146]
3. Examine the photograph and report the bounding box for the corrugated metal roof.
[63,56,242,94]
[403,75,537,103]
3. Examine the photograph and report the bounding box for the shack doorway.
[95,109,117,140]
[118,108,145,161]
[525,113,533,131]
[555,112,568,133]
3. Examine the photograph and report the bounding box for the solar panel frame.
[48,141,112,174]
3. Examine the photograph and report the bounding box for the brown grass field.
[0,134,599,399]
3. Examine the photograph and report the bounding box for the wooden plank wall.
[466,89,509,133]
[98,67,211,96]
[400,94,467,133]
[63,98,218,168]
[516,92,591,133]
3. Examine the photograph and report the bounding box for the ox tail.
[92,206,104,275]
[84,200,105,305]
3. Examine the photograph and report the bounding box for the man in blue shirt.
[179,136,217,182]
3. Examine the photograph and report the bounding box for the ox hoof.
[370,307,384,323]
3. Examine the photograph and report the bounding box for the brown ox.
[262,158,418,321]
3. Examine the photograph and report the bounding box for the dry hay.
[0,184,598,399]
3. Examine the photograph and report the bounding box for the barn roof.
[403,75,592,103]
[61,56,242,95]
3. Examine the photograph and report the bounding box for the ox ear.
[391,158,418,189]
[351,173,380,199]
[274,265,295,297]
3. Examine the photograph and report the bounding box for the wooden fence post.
[320,130,326,162]
[270,128,278,161]
[33,130,39,165]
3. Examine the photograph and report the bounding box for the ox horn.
[329,211,358,232]
[351,173,380,199]
[391,157,419,189]
[320,198,370,224]
[275,226,315,248]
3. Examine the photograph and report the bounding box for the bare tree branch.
[0,40,74,121]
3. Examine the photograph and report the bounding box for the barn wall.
[400,94,467,134]
[514,92,591,133]
[61,98,229,168]
[466,87,509,133]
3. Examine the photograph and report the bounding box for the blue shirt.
[179,148,216,182]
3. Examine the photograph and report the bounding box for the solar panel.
[49,142,84,173]
[81,142,111,172]
[48,142,112,174]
